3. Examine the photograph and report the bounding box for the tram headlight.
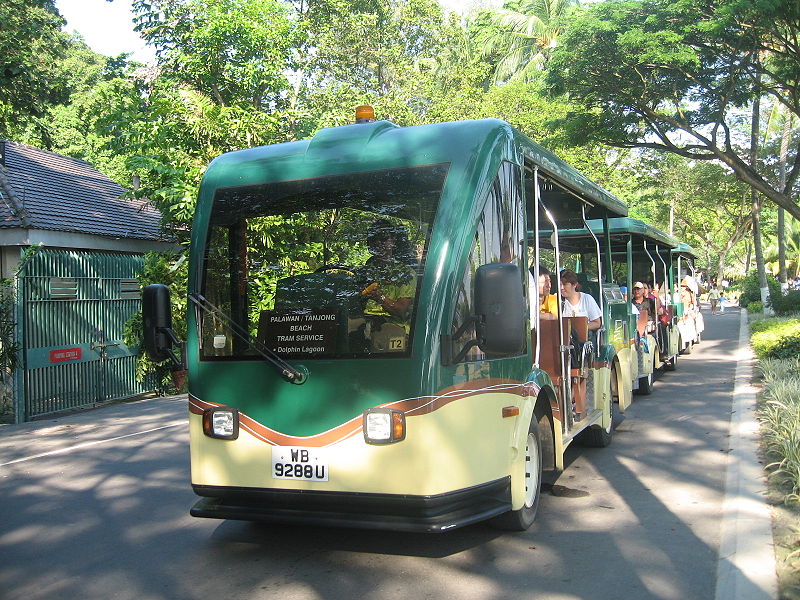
[363,408,405,445]
[202,407,239,440]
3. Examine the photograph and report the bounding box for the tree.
[765,218,800,278]
[0,0,70,137]
[631,152,753,280]
[132,0,300,109]
[546,0,800,220]
[296,0,449,129]
[474,0,577,82]
[11,35,136,181]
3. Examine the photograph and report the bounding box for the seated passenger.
[631,281,655,322]
[536,265,558,321]
[559,269,602,331]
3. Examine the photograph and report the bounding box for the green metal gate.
[16,249,156,421]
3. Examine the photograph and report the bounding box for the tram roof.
[202,118,627,219]
[673,242,698,258]
[540,217,677,251]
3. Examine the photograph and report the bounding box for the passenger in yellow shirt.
[537,266,558,321]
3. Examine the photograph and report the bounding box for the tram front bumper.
[190,477,511,533]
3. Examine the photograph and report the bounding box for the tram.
[142,110,630,532]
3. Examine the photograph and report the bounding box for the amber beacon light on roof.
[355,105,376,123]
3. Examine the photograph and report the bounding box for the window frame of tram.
[449,161,526,364]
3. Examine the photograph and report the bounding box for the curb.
[714,308,778,600]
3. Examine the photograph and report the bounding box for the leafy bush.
[751,317,800,360]
[738,271,781,308]
[758,360,800,498]
[770,290,800,316]
[124,251,188,393]
[749,301,764,313]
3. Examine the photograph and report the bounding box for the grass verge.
[752,314,800,599]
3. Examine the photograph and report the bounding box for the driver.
[360,219,416,331]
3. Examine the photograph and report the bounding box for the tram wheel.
[492,417,543,531]
[636,371,653,395]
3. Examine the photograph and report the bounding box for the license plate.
[271,446,328,481]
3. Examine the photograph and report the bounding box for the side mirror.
[475,263,526,355]
[143,284,176,363]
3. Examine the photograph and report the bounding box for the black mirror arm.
[157,326,185,371]
[441,315,483,366]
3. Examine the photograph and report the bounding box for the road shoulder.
[715,308,778,600]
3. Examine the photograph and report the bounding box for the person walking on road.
[708,284,721,315]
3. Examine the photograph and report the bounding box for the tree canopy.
[546,0,800,220]
[0,0,70,137]
[3,0,799,279]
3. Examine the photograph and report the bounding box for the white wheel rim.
[524,432,540,507]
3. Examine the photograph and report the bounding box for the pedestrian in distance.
[708,284,721,315]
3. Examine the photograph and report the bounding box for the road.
[0,307,752,600]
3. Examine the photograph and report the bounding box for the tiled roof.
[0,140,164,241]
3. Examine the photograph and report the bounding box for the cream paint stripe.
[0,422,187,467]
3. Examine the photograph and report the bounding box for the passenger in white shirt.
[559,269,602,331]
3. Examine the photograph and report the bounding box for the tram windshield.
[199,164,446,361]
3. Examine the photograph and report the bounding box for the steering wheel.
[314,264,356,275]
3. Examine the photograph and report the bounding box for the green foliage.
[472,0,579,83]
[757,356,800,498]
[739,271,781,308]
[628,151,752,278]
[751,317,800,360]
[545,0,800,221]
[0,0,70,137]
[123,252,188,392]
[133,0,299,109]
[0,245,41,419]
[771,291,800,316]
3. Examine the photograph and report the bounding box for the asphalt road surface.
[0,307,746,600]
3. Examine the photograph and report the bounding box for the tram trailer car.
[672,243,704,354]
[553,218,682,398]
[143,111,628,532]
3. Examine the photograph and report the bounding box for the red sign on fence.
[49,347,82,363]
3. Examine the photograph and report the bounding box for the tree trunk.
[750,88,772,314]
[778,112,793,292]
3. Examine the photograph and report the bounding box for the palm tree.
[476,0,577,83]
[765,218,800,278]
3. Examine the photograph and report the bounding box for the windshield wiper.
[189,293,308,384]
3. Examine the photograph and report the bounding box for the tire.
[684,340,693,354]
[581,372,614,447]
[492,418,543,531]
[663,353,677,371]
[636,371,653,395]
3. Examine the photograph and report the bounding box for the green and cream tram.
[143,111,630,532]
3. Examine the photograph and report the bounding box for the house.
[0,140,177,422]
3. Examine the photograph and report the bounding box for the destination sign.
[258,309,339,357]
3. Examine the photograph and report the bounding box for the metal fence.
[15,249,156,421]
